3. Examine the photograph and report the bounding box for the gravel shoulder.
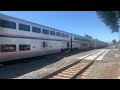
[2,48,118,79]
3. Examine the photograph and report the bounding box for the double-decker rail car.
[89,39,108,49]
[71,34,90,50]
[0,13,71,62]
[0,13,108,63]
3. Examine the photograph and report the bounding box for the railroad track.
[42,49,108,79]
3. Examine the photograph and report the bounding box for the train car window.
[19,44,30,51]
[82,44,88,46]
[50,31,55,36]
[81,38,84,41]
[32,27,41,33]
[1,44,16,52]
[66,34,69,38]
[76,37,78,40]
[56,32,61,36]
[79,37,82,41]
[76,37,77,40]
[42,29,49,35]
[0,19,16,29]
[19,23,30,31]
[74,36,77,40]
[61,33,65,37]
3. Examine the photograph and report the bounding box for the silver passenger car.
[0,13,108,62]
[0,13,71,62]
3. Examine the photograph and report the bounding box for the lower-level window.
[1,44,16,52]
[19,44,30,51]
[82,44,88,47]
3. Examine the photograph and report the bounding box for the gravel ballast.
[0,49,98,79]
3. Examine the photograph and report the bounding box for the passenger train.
[0,13,108,62]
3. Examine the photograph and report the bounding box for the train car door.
[41,41,48,49]
[67,42,70,48]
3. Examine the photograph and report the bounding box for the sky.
[0,11,119,43]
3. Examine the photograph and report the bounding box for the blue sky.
[0,11,119,42]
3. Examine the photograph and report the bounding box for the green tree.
[96,11,119,33]
[112,39,117,45]
[96,11,120,51]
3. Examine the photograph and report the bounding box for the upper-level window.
[76,37,78,40]
[19,23,30,31]
[81,38,85,41]
[50,31,55,36]
[42,29,49,35]
[61,33,65,37]
[79,37,82,41]
[74,36,81,40]
[66,34,69,38]
[0,19,16,29]
[77,37,79,40]
[56,32,61,36]
[74,36,77,40]
[32,27,41,33]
